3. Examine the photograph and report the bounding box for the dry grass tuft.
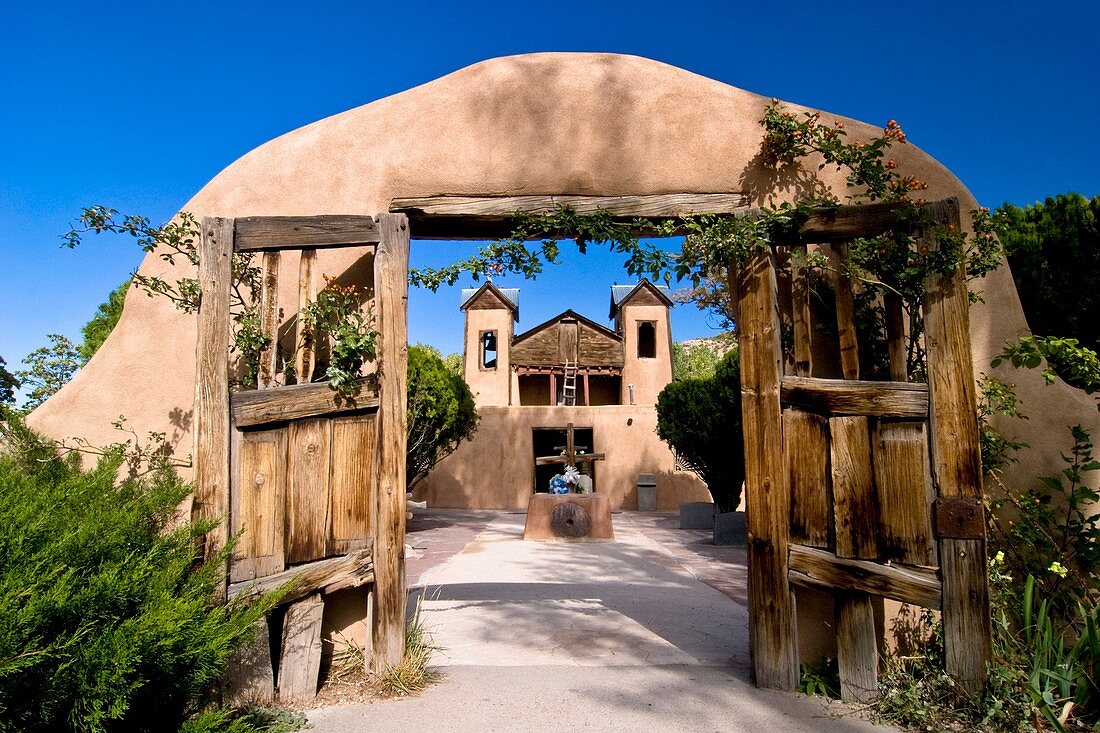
[375,596,442,697]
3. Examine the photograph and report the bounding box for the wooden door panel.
[872,420,936,566]
[785,408,831,548]
[830,416,879,559]
[329,414,376,554]
[286,418,332,564]
[230,427,287,582]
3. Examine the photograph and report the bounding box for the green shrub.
[656,350,744,513]
[988,426,1100,619]
[407,344,479,490]
[0,414,278,733]
[998,193,1100,355]
[994,336,1100,396]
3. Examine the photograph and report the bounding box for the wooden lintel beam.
[391,195,951,245]
[782,201,913,245]
[535,453,606,466]
[233,215,380,252]
[231,378,379,428]
[228,548,375,605]
[788,544,942,609]
[780,376,929,418]
[391,193,750,239]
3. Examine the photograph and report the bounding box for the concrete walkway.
[308,510,893,732]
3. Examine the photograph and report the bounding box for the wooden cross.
[534,422,606,472]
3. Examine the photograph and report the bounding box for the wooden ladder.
[560,360,578,406]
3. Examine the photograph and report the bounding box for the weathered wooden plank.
[295,248,318,384]
[329,415,376,555]
[234,215,380,252]
[781,376,928,418]
[782,201,912,245]
[257,251,281,389]
[830,417,879,559]
[193,216,234,593]
[224,621,275,707]
[836,594,879,703]
[231,378,378,428]
[512,318,624,368]
[393,192,751,217]
[286,418,332,564]
[940,538,992,695]
[372,213,410,671]
[873,421,935,566]
[921,197,990,695]
[278,594,325,702]
[884,293,907,381]
[535,453,606,466]
[787,544,941,609]
[737,249,799,691]
[789,245,813,377]
[921,199,984,501]
[833,243,860,381]
[228,548,374,604]
[784,409,830,548]
[230,428,287,582]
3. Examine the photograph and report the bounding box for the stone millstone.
[550,502,592,538]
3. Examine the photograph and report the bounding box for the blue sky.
[2,1,1097,377]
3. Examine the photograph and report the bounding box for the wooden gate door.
[737,198,992,699]
[191,213,410,688]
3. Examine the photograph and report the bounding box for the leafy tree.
[441,352,463,378]
[656,350,745,513]
[998,193,1100,352]
[16,334,81,411]
[0,414,280,733]
[0,357,18,406]
[78,280,129,365]
[406,344,479,490]
[671,341,722,381]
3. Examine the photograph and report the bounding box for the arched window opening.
[637,321,656,359]
[481,331,498,369]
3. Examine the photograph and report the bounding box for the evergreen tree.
[998,193,1100,352]
[78,280,129,364]
[0,357,18,406]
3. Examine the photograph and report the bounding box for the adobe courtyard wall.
[413,405,711,510]
[24,52,1097,497]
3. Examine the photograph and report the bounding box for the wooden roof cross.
[534,422,606,471]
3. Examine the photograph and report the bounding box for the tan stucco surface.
[26,52,1098,492]
[415,405,710,510]
[463,307,514,408]
[618,302,674,406]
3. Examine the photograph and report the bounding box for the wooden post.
[295,248,318,384]
[884,294,907,381]
[834,242,861,381]
[372,213,410,671]
[921,198,991,696]
[225,621,275,707]
[836,593,878,703]
[789,244,813,377]
[257,251,281,388]
[278,593,324,702]
[831,247,881,702]
[193,216,234,599]
[736,250,799,691]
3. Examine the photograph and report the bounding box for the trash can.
[636,473,657,511]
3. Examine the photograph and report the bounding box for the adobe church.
[412,280,711,510]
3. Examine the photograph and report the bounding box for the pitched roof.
[460,282,520,321]
[512,309,622,345]
[609,279,673,318]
